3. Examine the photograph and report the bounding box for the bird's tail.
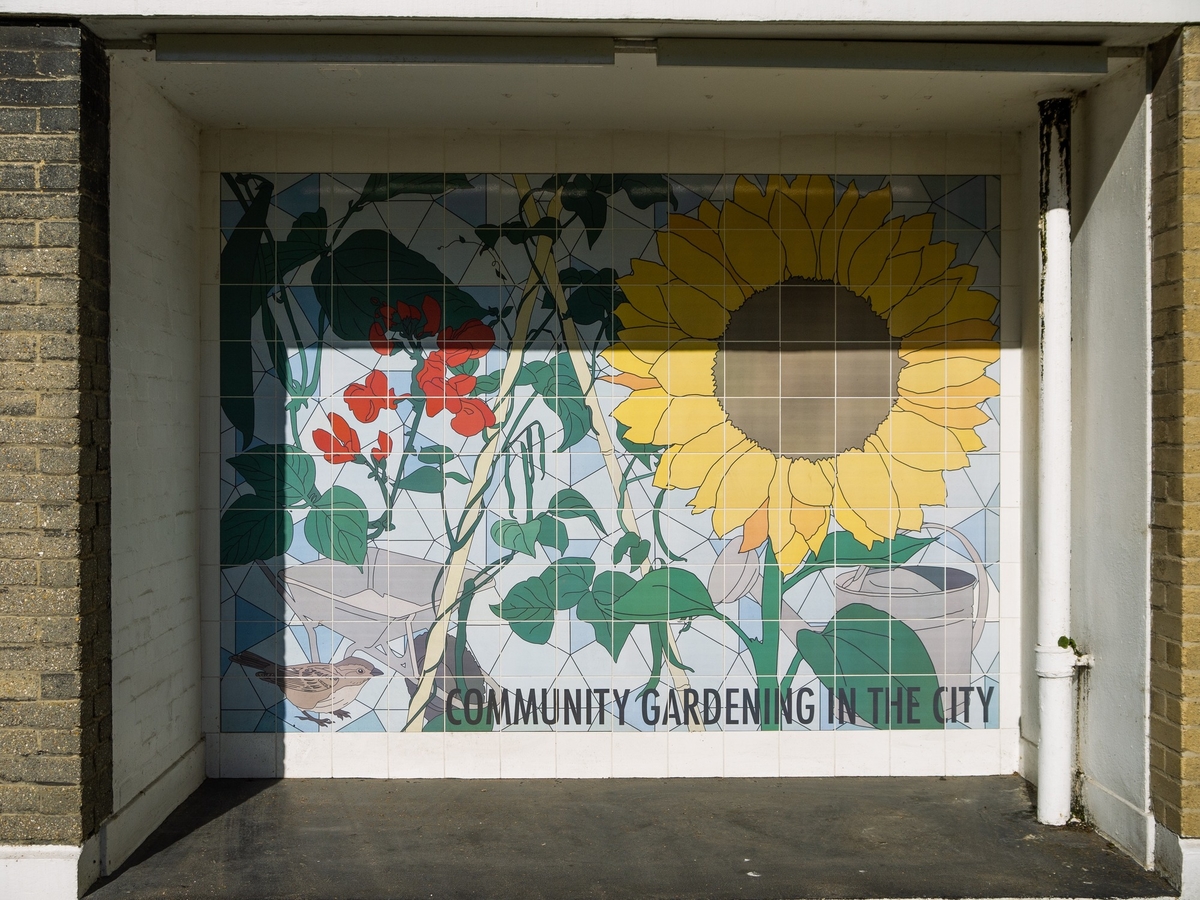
[229,650,273,671]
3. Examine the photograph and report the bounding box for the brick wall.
[0,22,111,846]
[1151,25,1200,838]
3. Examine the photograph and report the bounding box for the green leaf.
[276,208,328,274]
[471,371,502,395]
[579,570,636,661]
[613,174,677,210]
[395,466,446,493]
[557,557,597,588]
[548,488,603,531]
[452,356,479,377]
[560,175,608,248]
[304,486,368,568]
[220,494,293,566]
[227,444,316,505]
[475,216,559,254]
[792,603,942,730]
[536,514,570,553]
[491,519,540,557]
[359,173,472,202]
[416,444,454,465]
[445,472,472,485]
[592,570,637,606]
[544,354,592,451]
[616,422,662,468]
[613,531,642,566]
[314,229,485,343]
[219,177,274,445]
[611,568,717,621]
[542,569,590,611]
[787,531,939,587]
[490,576,555,644]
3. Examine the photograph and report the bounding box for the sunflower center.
[714,277,903,461]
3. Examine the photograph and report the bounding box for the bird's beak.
[371,667,384,676]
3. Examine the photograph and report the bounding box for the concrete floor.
[87,776,1175,900]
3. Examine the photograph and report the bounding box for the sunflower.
[604,175,999,574]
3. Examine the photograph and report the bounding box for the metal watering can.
[833,524,990,712]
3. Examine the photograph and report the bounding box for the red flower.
[396,301,421,321]
[450,398,497,437]
[344,370,398,424]
[437,319,495,368]
[368,322,395,356]
[421,295,441,336]
[414,352,477,417]
[313,413,361,464]
[371,431,392,462]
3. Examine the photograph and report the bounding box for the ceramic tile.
[280,733,333,777]
[613,732,668,777]
[214,167,1012,775]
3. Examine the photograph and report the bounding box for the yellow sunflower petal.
[664,283,731,339]
[833,448,898,547]
[693,438,752,512]
[894,213,935,256]
[905,317,998,345]
[896,398,990,429]
[732,175,774,223]
[819,182,859,281]
[615,324,687,367]
[740,502,770,551]
[893,464,946,530]
[648,340,717,398]
[803,176,836,232]
[600,344,654,379]
[697,200,722,231]
[775,192,819,281]
[766,457,797,555]
[886,278,958,337]
[837,188,893,285]
[655,396,727,446]
[950,426,986,454]
[612,387,669,444]
[777,531,814,573]
[917,241,959,286]
[937,285,999,328]
[877,409,968,472]
[722,202,784,289]
[787,457,835,507]
[712,446,777,537]
[664,423,736,490]
[864,249,924,317]
[613,302,667,331]
[900,375,1000,407]
[790,501,829,543]
[847,222,900,290]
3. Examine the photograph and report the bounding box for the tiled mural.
[218,171,1002,736]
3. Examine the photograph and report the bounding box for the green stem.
[759,545,782,730]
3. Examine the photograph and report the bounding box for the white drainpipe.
[1036,95,1077,826]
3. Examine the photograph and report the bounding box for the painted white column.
[1036,95,1077,826]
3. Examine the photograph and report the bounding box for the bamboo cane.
[401,194,561,732]
[512,176,702,732]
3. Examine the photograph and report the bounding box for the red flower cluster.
[344,370,398,424]
[414,318,498,437]
[313,413,361,464]
[369,295,441,356]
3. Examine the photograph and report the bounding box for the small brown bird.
[229,650,384,727]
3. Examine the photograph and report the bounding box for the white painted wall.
[107,53,204,874]
[1070,59,1153,864]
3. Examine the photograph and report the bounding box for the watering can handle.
[930,523,990,651]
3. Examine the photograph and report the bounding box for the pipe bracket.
[1035,644,1078,679]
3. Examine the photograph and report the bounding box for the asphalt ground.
[87,775,1176,899]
